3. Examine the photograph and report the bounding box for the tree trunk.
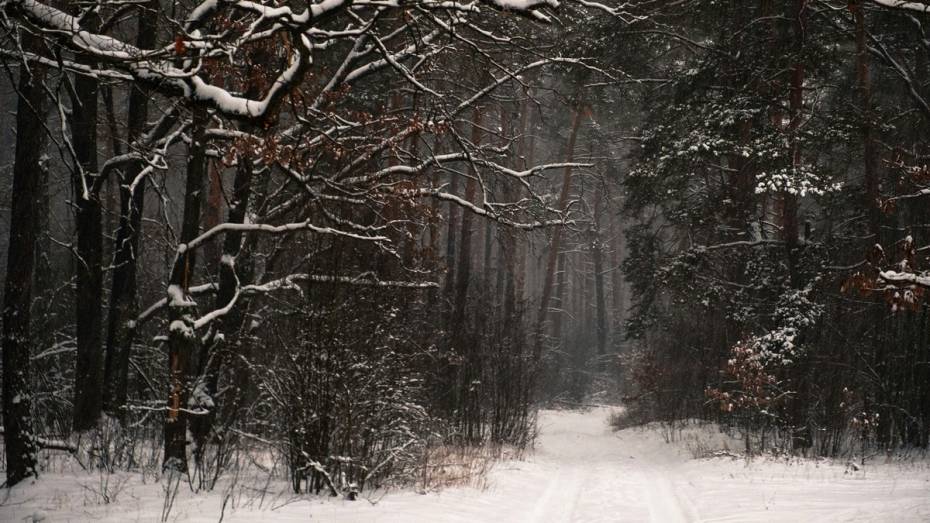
[520,103,537,306]
[786,0,811,448]
[188,41,273,456]
[203,163,225,269]
[511,94,533,316]
[452,108,483,439]
[484,213,494,294]
[164,110,209,473]
[501,103,519,324]
[33,135,53,333]
[592,192,607,356]
[609,210,624,349]
[552,250,568,344]
[2,33,48,487]
[779,0,805,288]
[533,106,584,359]
[70,12,104,432]
[103,1,159,417]
[190,155,254,468]
[451,107,483,330]
[442,164,459,318]
[784,57,803,266]
[853,0,881,239]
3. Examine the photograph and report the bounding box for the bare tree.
[2,28,47,486]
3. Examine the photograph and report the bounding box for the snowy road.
[3,407,930,522]
[303,407,675,523]
[304,408,930,522]
[525,407,689,523]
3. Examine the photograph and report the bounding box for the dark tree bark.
[591,192,607,356]
[610,211,623,333]
[451,108,483,440]
[451,107,483,330]
[484,212,494,292]
[442,166,459,316]
[33,138,53,322]
[500,103,519,324]
[103,1,159,417]
[401,95,421,267]
[2,33,48,487]
[534,106,584,359]
[203,162,224,267]
[190,155,254,468]
[784,1,805,282]
[551,250,568,344]
[785,0,811,448]
[70,12,104,432]
[852,0,881,239]
[518,99,537,308]
[164,110,209,472]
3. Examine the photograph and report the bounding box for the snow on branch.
[178,221,389,256]
[0,49,133,80]
[241,273,440,294]
[884,187,930,202]
[478,160,591,179]
[879,270,930,288]
[571,0,648,23]
[693,240,783,253]
[221,0,352,25]
[134,273,437,333]
[6,0,315,121]
[479,0,559,22]
[135,283,218,329]
[872,0,930,11]
[5,0,571,121]
[420,189,575,230]
[0,428,77,453]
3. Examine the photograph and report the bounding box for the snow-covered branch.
[879,270,930,288]
[6,0,315,121]
[871,0,930,12]
[693,240,783,253]
[178,221,389,256]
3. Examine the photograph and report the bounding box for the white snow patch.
[167,284,195,307]
[168,319,193,339]
[2,408,929,522]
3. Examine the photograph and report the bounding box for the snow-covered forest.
[2,0,930,520]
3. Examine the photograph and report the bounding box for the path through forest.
[3,407,930,521]
[305,407,930,522]
[304,407,686,522]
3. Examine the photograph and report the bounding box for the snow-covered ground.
[3,407,930,522]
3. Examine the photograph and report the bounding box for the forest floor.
[3,407,930,522]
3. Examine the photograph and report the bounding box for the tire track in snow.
[616,424,701,523]
[527,407,685,522]
[526,465,585,522]
[640,464,696,523]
